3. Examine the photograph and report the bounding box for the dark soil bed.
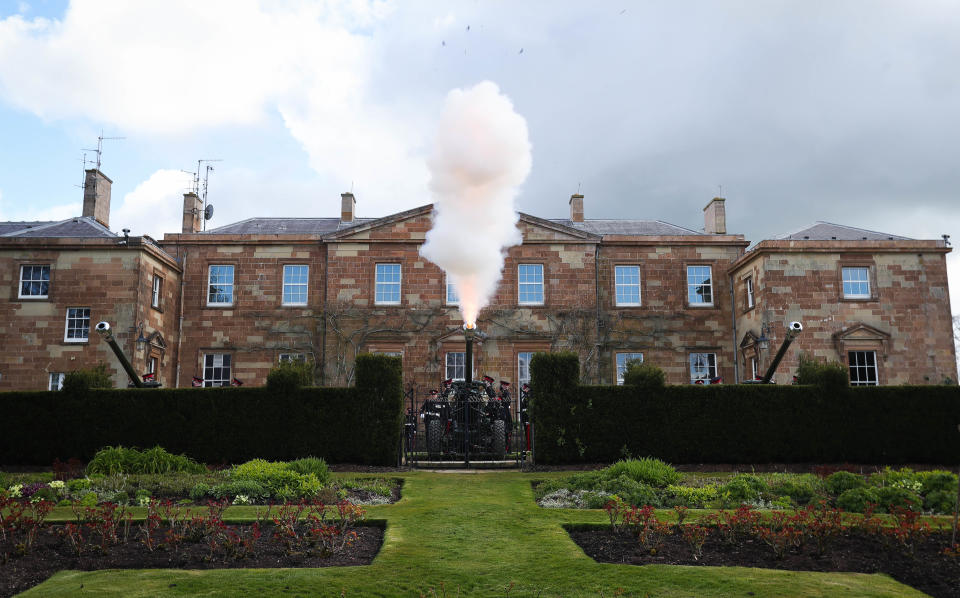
[569,527,960,598]
[0,523,383,598]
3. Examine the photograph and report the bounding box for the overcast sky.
[0,0,958,325]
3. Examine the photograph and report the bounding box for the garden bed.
[569,525,959,598]
[1,517,383,598]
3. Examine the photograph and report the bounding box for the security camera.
[788,321,803,332]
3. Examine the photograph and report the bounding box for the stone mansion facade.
[0,169,955,394]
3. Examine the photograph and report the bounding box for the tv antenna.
[193,159,222,231]
[82,132,126,173]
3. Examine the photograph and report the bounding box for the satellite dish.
[204,204,214,220]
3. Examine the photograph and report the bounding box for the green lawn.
[23,471,925,597]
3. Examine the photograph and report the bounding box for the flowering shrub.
[680,524,708,560]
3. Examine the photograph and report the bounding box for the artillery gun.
[421,325,511,461]
[94,321,161,388]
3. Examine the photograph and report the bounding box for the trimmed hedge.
[0,354,403,466]
[530,353,960,465]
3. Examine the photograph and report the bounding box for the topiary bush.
[623,362,666,391]
[602,458,680,488]
[266,360,313,392]
[825,471,866,496]
[874,486,922,512]
[796,354,849,389]
[919,470,958,495]
[62,362,113,394]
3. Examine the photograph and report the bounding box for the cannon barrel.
[94,321,144,388]
[760,321,803,384]
[464,324,475,386]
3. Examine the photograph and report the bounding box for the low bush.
[723,474,768,503]
[286,456,330,484]
[231,458,324,500]
[210,479,267,502]
[919,470,958,495]
[874,486,922,512]
[602,458,680,488]
[825,471,866,496]
[924,490,958,514]
[599,475,659,508]
[836,487,879,512]
[86,446,205,475]
[190,483,210,502]
[766,473,821,505]
[663,484,720,508]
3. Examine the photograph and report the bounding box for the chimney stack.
[704,197,726,234]
[341,192,356,223]
[82,169,112,228]
[182,192,203,233]
[569,193,584,223]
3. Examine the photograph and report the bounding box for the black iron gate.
[402,381,533,468]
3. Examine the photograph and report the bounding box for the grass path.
[23,472,924,597]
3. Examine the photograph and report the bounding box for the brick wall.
[732,241,956,384]
[0,239,181,390]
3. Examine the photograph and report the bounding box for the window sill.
[151,305,163,313]
[840,297,877,303]
[63,340,89,345]
[206,303,234,308]
[742,305,756,314]
[687,303,716,309]
[281,303,308,308]
[614,303,642,308]
[18,296,49,301]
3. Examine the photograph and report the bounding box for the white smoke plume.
[420,81,532,327]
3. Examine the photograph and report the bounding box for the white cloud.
[0,185,80,221]
[111,169,193,238]
[0,0,428,216]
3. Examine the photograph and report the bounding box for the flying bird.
[466,25,470,31]
[519,48,524,54]
[442,40,446,46]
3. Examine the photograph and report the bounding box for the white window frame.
[745,276,754,309]
[19,264,50,299]
[616,352,644,385]
[282,264,309,306]
[278,353,307,363]
[48,372,65,391]
[842,267,871,300]
[147,357,157,374]
[689,352,718,384]
[518,264,545,306]
[64,307,91,343]
[203,353,232,387]
[687,265,713,306]
[446,277,459,306]
[614,265,641,306]
[848,350,879,386]
[446,351,467,381]
[518,351,534,386]
[151,275,162,309]
[207,265,235,306]
[750,357,759,380]
[375,263,402,305]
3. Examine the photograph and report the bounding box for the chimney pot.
[704,197,726,234]
[341,192,356,223]
[569,193,584,223]
[182,192,203,233]
[82,169,112,228]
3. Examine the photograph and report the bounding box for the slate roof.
[551,219,706,236]
[0,217,116,239]
[205,214,706,238]
[204,217,377,235]
[778,222,911,241]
